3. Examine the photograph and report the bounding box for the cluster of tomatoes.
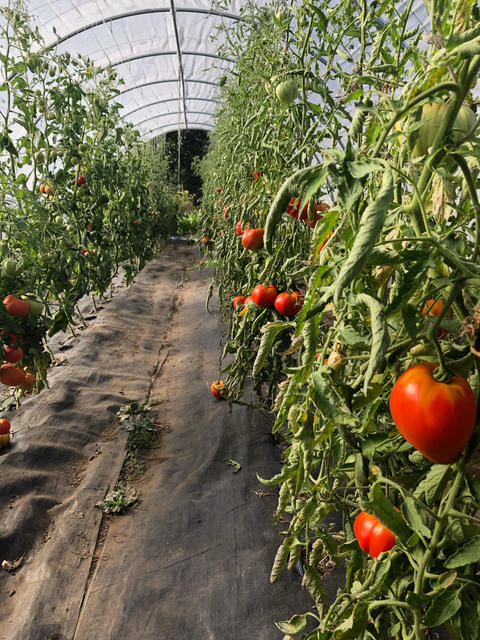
[0,294,37,392]
[233,284,303,318]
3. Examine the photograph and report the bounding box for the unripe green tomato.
[49,66,56,77]
[401,103,477,156]
[66,224,75,233]
[275,80,298,106]
[70,156,80,165]
[2,258,18,277]
[78,143,89,153]
[21,294,44,316]
[46,111,56,121]
[55,215,63,224]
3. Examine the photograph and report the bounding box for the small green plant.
[95,484,140,515]
[116,402,160,481]
[177,208,202,235]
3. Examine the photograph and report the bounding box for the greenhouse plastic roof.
[25,1,267,139]
[13,1,437,140]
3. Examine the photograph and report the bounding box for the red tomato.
[251,284,278,308]
[217,187,222,193]
[390,362,476,464]
[274,292,303,317]
[233,296,246,309]
[3,295,29,317]
[39,184,46,194]
[241,228,264,251]
[252,171,261,180]
[0,364,26,386]
[422,299,443,316]
[133,219,140,225]
[77,175,87,186]
[235,221,243,236]
[210,380,227,398]
[0,418,10,434]
[20,372,35,390]
[4,345,22,363]
[354,512,396,558]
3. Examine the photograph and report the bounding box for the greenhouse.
[1,0,480,638]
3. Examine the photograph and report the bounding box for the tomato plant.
[197,0,480,637]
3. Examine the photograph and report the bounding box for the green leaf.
[361,432,390,459]
[333,602,368,639]
[445,536,480,568]
[423,588,462,627]
[275,613,308,634]
[270,538,293,583]
[253,321,291,376]
[424,464,451,505]
[356,293,390,394]
[347,159,383,178]
[338,325,368,347]
[367,483,412,543]
[401,496,431,538]
[402,304,418,341]
[311,371,356,425]
[333,170,394,306]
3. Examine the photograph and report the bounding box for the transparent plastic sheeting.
[12,0,268,138]
[5,1,437,139]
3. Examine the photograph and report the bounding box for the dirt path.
[0,242,309,640]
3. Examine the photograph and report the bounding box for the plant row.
[200,0,480,638]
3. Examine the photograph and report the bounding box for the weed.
[95,484,140,515]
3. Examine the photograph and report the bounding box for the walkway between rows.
[0,241,309,640]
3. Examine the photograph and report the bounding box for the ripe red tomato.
[233,295,246,308]
[235,221,243,236]
[274,292,303,317]
[390,362,476,464]
[77,175,87,186]
[217,187,222,193]
[354,511,396,558]
[286,198,326,228]
[0,418,10,434]
[241,228,264,251]
[4,345,22,363]
[252,171,261,180]
[133,219,140,225]
[0,363,26,386]
[252,284,278,308]
[210,380,227,398]
[422,299,443,316]
[39,184,46,194]
[20,372,35,390]
[3,295,29,317]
